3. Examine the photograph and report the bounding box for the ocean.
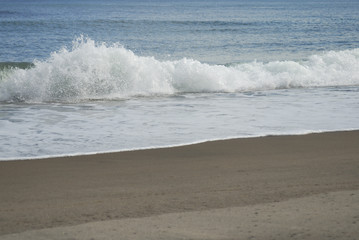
[1,0,359,160]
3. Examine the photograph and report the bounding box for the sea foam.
[1,37,358,103]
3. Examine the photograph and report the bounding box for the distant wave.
[89,19,255,26]
[0,62,34,70]
[1,37,358,103]
[0,10,17,15]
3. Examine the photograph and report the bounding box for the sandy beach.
[1,131,359,239]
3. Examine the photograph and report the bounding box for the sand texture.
[1,131,359,239]
[2,190,359,240]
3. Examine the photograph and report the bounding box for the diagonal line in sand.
[2,190,359,240]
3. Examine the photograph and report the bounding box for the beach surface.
[1,131,359,239]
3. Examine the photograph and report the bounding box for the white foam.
[0,37,358,103]
[1,84,359,160]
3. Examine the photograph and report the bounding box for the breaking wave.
[1,37,358,103]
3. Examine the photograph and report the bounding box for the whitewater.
[0,39,359,160]
[1,38,359,103]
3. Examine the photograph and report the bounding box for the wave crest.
[1,37,358,102]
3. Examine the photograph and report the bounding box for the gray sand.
[1,131,359,239]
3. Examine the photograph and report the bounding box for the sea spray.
[0,37,358,103]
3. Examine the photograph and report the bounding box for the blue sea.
[1,0,359,160]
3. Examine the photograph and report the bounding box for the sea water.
[1,0,359,160]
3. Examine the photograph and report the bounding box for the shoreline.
[1,130,359,237]
[2,129,358,162]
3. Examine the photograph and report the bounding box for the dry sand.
[2,190,359,240]
[1,131,359,239]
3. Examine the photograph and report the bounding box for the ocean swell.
[1,37,358,103]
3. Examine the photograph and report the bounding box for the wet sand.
[1,131,359,238]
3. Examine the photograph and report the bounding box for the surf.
[1,37,358,103]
